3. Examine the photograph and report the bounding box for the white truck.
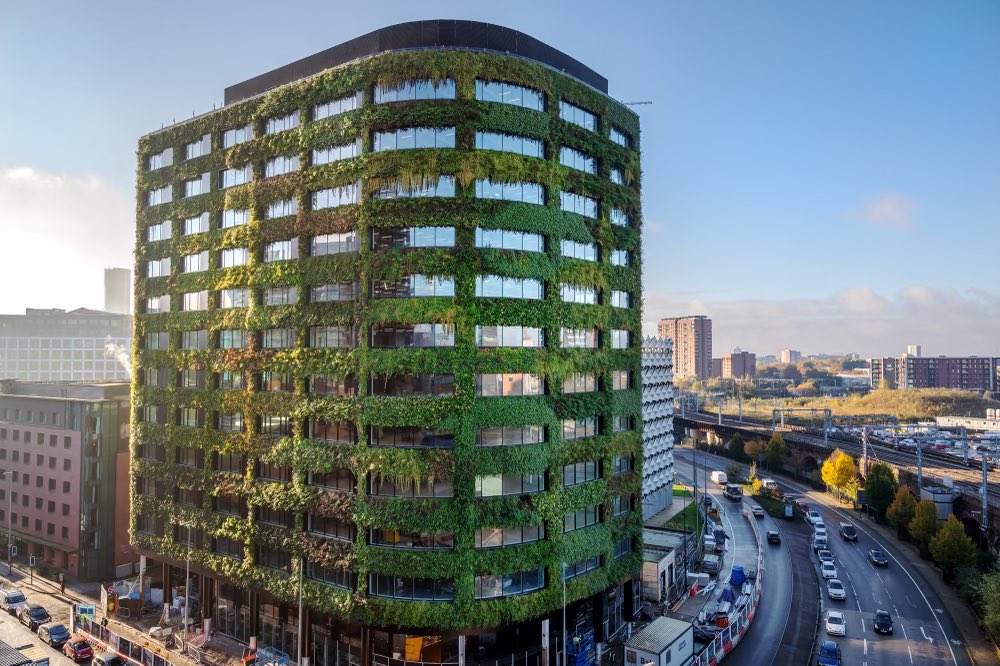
[710,471,727,486]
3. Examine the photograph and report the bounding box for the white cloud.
[854,193,918,231]
[643,286,1000,358]
[0,166,134,313]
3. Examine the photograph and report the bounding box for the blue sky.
[0,0,997,357]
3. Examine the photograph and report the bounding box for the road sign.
[77,604,96,618]
[29,555,35,567]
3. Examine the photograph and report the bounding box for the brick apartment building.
[871,355,999,391]
[658,316,712,379]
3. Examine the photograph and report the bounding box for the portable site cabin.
[624,616,694,666]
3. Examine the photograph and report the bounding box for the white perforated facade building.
[641,337,675,519]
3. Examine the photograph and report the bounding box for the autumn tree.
[909,500,940,554]
[929,515,977,579]
[821,449,858,499]
[745,438,766,461]
[887,486,918,537]
[864,462,897,519]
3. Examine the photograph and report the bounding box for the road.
[0,605,68,663]
[676,446,970,666]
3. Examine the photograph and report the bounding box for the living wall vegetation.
[131,49,642,630]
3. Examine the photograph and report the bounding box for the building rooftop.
[624,616,691,653]
[224,19,609,104]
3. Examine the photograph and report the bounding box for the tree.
[728,433,746,460]
[821,449,858,499]
[864,462,897,519]
[909,500,940,553]
[765,433,787,470]
[748,460,759,483]
[887,486,917,536]
[745,438,766,461]
[929,515,977,579]
[978,567,1000,640]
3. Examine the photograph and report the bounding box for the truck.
[710,471,727,486]
[723,483,744,501]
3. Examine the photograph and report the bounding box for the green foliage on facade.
[131,49,642,629]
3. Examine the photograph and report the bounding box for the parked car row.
[0,585,103,663]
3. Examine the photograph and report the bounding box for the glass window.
[370,529,454,550]
[562,461,600,487]
[219,371,246,390]
[260,415,292,436]
[561,328,598,349]
[309,326,356,349]
[183,173,210,197]
[263,328,295,349]
[182,251,209,273]
[220,165,252,189]
[610,167,625,185]
[612,454,633,473]
[371,226,455,250]
[370,476,454,499]
[263,286,297,306]
[146,258,170,278]
[612,495,633,517]
[221,209,250,229]
[474,275,543,300]
[610,249,630,267]
[610,207,631,227]
[614,538,633,559]
[474,473,544,497]
[474,569,545,599]
[611,329,631,349]
[309,420,356,444]
[221,124,252,148]
[559,146,596,174]
[370,324,454,348]
[563,373,597,394]
[561,284,598,305]
[184,134,211,160]
[261,371,293,392]
[309,375,357,396]
[307,563,355,590]
[610,127,631,148]
[562,417,597,441]
[475,325,544,348]
[560,191,598,218]
[474,228,544,252]
[475,131,543,158]
[475,374,544,397]
[146,220,172,242]
[475,425,544,447]
[307,468,355,492]
[475,524,544,548]
[611,370,631,391]
[474,179,545,205]
[307,514,355,542]
[563,505,600,532]
[373,79,456,103]
[181,291,208,311]
[373,127,455,151]
[145,331,169,350]
[183,212,210,235]
[264,239,298,262]
[219,247,248,268]
[311,282,358,302]
[560,239,598,262]
[145,295,170,313]
[559,101,597,132]
[147,186,171,206]
[181,330,208,350]
[474,80,544,111]
[265,154,300,178]
[147,147,172,170]
[312,183,359,210]
[266,112,299,135]
[371,176,455,199]
[266,198,298,219]
[564,556,601,580]
[312,140,360,166]
[371,426,454,449]
[311,232,359,256]
[313,92,360,120]
[371,275,455,298]
[370,374,454,397]
[218,288,251,309]
[610,291,631,308]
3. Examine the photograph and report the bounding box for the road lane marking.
[901,623,908,639]
[864,638,868,655]
[861,617,866,632]
[922,626,934,643]
[908,645,914,664]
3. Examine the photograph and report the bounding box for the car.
[806,510,823,525]
[816,639,842,666]
[821,561,838,579]
[869,549,890,567]
[0,588,27,616]
[873,609,893,634]
[812,534,828,552]
[825,610,846,636]
[827,579,846,600]
[767,530,781,544]
[839,522,858,541]
[814,525,828,539]
[751,505,765,518]
[18,603,50,630]
[93,652,126,666]
[817,549,835,564]
[63,636,94,662]
[38,623,71,648]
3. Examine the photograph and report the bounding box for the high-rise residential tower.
[131,21,642,665]
[657,315,712,379]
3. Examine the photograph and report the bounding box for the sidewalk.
[0,564,242,666]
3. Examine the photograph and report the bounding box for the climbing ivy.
[131,48,642,629]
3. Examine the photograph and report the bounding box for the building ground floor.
[141,557,640,666]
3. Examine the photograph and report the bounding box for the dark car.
[839,522,858,542]
[39,623,71,647]
[63,636,94,662]
[869,549,890,567]
[18,603,50,630]
[816,640,842,666]
[767,530,781,544]
[874,609,894,634]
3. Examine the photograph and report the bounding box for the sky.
[1,0,998,358]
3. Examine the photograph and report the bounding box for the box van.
[839,522,858,542]
[93,653,125,666]
[0,587,27,615]
[710,471,728,486]
[761,478,778,491]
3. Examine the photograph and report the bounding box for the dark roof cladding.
[224,19,608,105]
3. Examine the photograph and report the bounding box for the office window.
[373,126,456,152]
[561,284,598,305]
[475,131,544,158]
[311,282,358,302]
[560,191,598,218]
[219,247,248,268]
[475,523,544,548]
[219,371,245,391]
[307,468,355,492]
[563,373,597,394]
[474,474,544,497]
[218,412,244,432]
[146,258,170,278]
[369,574,454,601]
[475,325,543,348]
[562,461,599,487]
[265,198,298,219]
[263,286,298,306]
[264,239,298,262]
[560,328,598,348]
[475,80,544,110]
[308,420,356,444]
[262,328,295,349]
[145,331,169,350]
[474,228,544,252]
[371,529,454,550]
[312,140,360,165]
[218,329,247,349]
[309,326,355,349]
[216,493,245,516]
[182,251,209,273]
[371,426,453,449]
[608,289,631,309]
[610,207,631,227]
[475,373,544,397]
[256,506,293,528]
[256,546,291,572]
[559,101,597,132]
[563,506,600,532]
[610,167,625,185]
[312,184,359,210]
[612,495,633,517]
[313,92,360,120]
[373,79,455,103]
[476,425,544,447]
[564,556,601,580]
[183,173,210,197]
[611,371,631,391]
[221,124,252,148]
[215,452,245,474]
[266,112,299,134]
[474,569,544,599]
[260,415,292,436]
[371,176,455,200]
[147,185,171,206]
[221,209,250,229]
[559,146,596,174]
[371,275,455,298]
[181,330,208,350]
[610,329,631,349]
[307,563,355,590]
[610,127,631,148]
[307,514,355,542]
[610,249,631,267]
[220,165,252,189]
[560,239,598,262]
[218,288,251,309]
[147,147,172,170]
[370,476,453,499]
[474,275,543,300]
[613,539,633,560]
[370,324,454,348]
[184,134,211,160]
[311,232,358,256]
[63,481,70,493]
[562,417,597,440]
[265,154,300,178]
[309,375,357,396]
[181,291,209,311]
[215,537,243,560]
[370,374,454,397]
[183,212,211,235]
[371,226,455,250]
[612,454,633,474]
[146,220,172,242]
[261,372,294,393]
[474,179,545,205]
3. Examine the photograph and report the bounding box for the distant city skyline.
[1,0,998,357]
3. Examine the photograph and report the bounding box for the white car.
[814,525,828,539]
[806,511,823,525]
[827,579,846,600]
[817,549,835,564]
[826,610,846,636]
[751,505,765,518]
[821,561,838,580]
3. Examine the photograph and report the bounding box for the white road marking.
[908,645,914,664]
[864,638,868,655]
[861,617,866,632]
[922,626,934,643]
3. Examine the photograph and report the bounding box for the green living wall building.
[132,20,642,666]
